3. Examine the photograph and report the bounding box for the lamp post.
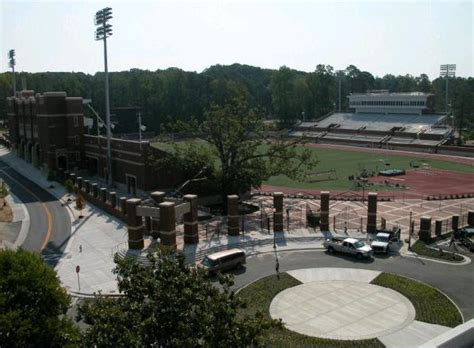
[95,7,113,187]
[440,64,456,114]
[336,70,344,113]
[8,49,16,97]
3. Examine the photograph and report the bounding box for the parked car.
[323,237,373,259]
[198,248,246,274]
[370,228,400,254]
[458,227,474,252]
[371,232,392,254]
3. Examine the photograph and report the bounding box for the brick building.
[7,90,182,193]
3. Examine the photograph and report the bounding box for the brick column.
[468,211,474,226]
[184,194,199,244]
[419,216,432,242]
[100,187,107,203]
[120,197,127,215]
[227,195,239,236]
[367,192,378,233]
[126,198,144,250]
[320,191,330,231]
[109,192,117,208]
[452,215,460,232]
[77,177,83,191]
[273,192,284,233]
[91,183,98,198]
[144,216,151,233]
[151,191,166,205]
[435,220,443,237]
[84,180,90,194]
[69,173,76,185]
[159,201,176,248]
[151,218,160,239]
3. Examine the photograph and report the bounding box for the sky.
[1,0,472,80]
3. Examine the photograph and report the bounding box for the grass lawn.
[411,240,464,262]
[237,273,384,347]
[371,273,463,327]
[152,140,474,191]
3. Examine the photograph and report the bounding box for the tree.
[64,178,75,196]
[166,93,317,203]
[78,247,280,347]
[76,192,86,218]
[270,66,298,124]
[0,249,80,346]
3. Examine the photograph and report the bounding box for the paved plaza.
[271,268,452,347]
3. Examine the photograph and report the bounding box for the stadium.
[291,90,454,150]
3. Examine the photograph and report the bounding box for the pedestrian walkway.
[0,192,29,250]
[272,268,451,347]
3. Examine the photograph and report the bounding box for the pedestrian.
[79,245,82,253]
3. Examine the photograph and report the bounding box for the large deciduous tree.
[78,247,280,347]
[162,89,317,201]
[0,249,80,346]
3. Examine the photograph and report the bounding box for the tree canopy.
[78,247,280,347]
[1,64,472,138]
[0,249,80,346]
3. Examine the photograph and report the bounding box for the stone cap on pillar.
[321,191,330,195]
[126,198,142,205]
[159,201,175,208]
[183,194,198,200]
[273,192,284,197]
[368,192,378,197]
[227,195,239,200]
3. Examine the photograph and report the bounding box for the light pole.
[8,49,16,97]
[440,64,456,114]
[336,70,344,113]
[95,7,113,187]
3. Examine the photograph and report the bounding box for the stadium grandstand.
[291,90,453,149]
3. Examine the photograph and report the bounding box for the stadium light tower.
[95,7,113,186]
[440,64,456,114]
[8,49,16,97]
[336,70,344,112]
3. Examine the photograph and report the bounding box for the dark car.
[458,227,474,252]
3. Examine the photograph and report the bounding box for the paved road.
[229,250,474,321]
[0,159,71,265]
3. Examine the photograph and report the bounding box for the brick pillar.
[77,177,83,190]
[468,211,474,226]
[419,216,432,242]
[184,194,199,244]
[151,218,160,239]
[227,195,239,236]
[91,183,98,198]
[120,197,127,214]
[100,188,107,202]
[84,180,90,194]
[320,191,330,231]
[452,215,459,232]
[435,220,443,237]
[109,192,117,208]
[151,191,166,205]
[126,198,144,250]
[69,173,76,185]
[273,192,284,233]
[367,192,378,233]
[144,216,151,233]
[159,201,176,248]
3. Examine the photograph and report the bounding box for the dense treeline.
[0,63,472,138]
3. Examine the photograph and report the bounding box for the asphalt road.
[229,249,474,322]
[0,159,71,265]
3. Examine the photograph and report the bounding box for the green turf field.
[152,141,474,191]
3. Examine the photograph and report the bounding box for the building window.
[75,135,79,145]
[74,116,78,127]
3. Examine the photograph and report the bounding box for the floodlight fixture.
[8,49,16,96]
[440,64,456,113]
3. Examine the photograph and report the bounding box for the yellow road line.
[0,168,53,250]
